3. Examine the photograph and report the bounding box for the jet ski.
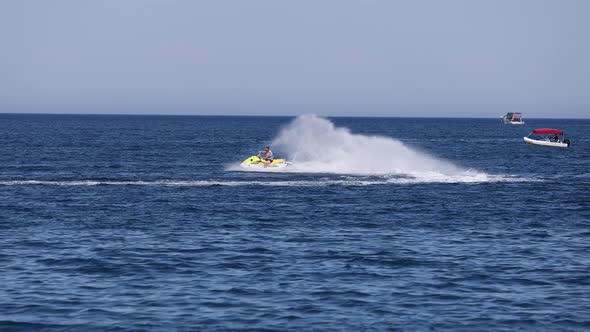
[240,155,290,169]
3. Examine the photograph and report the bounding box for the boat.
[240,155,291,169]
[502,112,525,124]
[524,128,571,148]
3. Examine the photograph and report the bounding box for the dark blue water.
[1,114,589,331]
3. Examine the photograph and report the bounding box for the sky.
[1,0,589,118]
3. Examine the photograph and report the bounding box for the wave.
[0,176,537,187]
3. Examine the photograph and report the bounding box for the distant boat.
[524,128,571,148]
[502,112,525,124]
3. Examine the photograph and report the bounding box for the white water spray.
[272,115,488,181]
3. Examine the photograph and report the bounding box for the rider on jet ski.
[258,146,274,166]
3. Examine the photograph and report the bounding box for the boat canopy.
[532,128,563,135]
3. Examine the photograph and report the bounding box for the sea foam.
[272,115,485,180]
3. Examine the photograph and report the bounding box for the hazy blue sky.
[2,0,589,117]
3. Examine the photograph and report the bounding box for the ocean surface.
[1,114,589,331]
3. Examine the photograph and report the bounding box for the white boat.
[502,112,525,124]
[524,128,570,148]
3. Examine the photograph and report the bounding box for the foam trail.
[272,115,485,180]
[0,177,537,187]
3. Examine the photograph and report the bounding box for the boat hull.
[523,137,568,148]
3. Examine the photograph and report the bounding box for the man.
[258,146,274,166]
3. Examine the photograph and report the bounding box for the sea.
[1,114,589,331]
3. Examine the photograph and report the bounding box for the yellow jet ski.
[240,155,290,169]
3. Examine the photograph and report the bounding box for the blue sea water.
[0,114,589,331]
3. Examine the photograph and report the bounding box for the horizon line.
[1,112,589,120]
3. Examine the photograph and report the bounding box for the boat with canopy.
[524,128,571,148]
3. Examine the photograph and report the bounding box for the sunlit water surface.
[1,114,589,331]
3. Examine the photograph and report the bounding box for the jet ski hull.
[240,156,290,169]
